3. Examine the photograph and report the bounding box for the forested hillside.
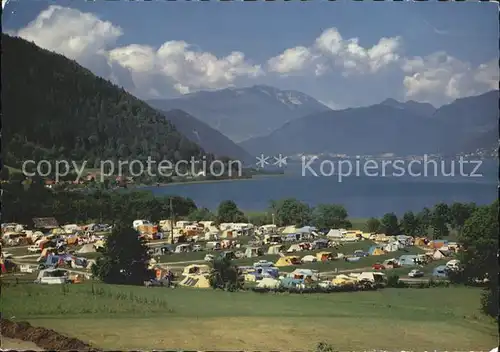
[1,34,209,169]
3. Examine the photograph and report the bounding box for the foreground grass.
[1,283,496,350]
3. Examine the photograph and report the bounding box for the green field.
[1,282,496,350]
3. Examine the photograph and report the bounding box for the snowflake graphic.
[273,154,288,167]
[255,154,270,168]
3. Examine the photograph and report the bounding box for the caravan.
[132,220,152,230]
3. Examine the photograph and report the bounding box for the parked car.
[372,263,386,270]
[253,260,274,267]
[408,269,424,278]
[354,250,369,257]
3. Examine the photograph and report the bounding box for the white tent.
[326,229,344,239]
[77,244,96,254]
[286,244,302,253]
[257,278,280,289]
[384,242,400,252]
[301,255,317,263]
[282,226,298,234]
[432,249,448,260]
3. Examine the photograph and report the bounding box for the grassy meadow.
[1,281,497,351]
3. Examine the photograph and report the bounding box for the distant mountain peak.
[147,85,330,142]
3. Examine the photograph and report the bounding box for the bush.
[316,342,337,352]
[386,274,407,288]
[481,282,499,320]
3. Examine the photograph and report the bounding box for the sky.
[2,0,498,109]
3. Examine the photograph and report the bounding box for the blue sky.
[3,0,498,108]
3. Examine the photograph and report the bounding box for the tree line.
[366,202,479,239]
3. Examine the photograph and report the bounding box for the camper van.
[356,272,387,285]
[132,220,153,230]
[35,269,70,285]
[206,241,222,250]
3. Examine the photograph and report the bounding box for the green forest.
[1,34,210,171]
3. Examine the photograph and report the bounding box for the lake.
[145,159,498,217]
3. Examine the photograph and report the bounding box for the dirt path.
[0,319,99,351]
[1,337,44,351]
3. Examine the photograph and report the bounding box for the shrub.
[386,274,401,288]
[315,342,337,352]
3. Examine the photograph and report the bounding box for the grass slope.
[1,283,496,350]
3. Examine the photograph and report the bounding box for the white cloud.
[11,6,497,107]
[14,5,263,97]
[267,46,314,75]
[17,5,122,61]
[268,27,403,76]
[402,52,498,105]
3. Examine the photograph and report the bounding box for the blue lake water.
[145,159,498,218]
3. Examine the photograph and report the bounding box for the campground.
[1,281,497,350]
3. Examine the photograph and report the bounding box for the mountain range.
[3,33,496,169]
[158,109,253,163]
[239,90,499,157]
[147,85,330,143]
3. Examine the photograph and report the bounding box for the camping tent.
[432,249,448,260]
[316,251,333,261]
[244,247,263,258]
[297,226,316,234]
[77,244,96,254]
[287,244,302,253]
[182,264,210,276]
[275,256,301,267]
[332,274,356,286]
[281,226,298,234]
[428,240,448,249]
[326,229,344,239]
[179,274,211,288]
[257,278,280,289]
[267,245,284,255]
[414,237,427,246]
[368,246,385,256]
[301,255,317,263]
[398,255,418,266]
[384,242,399,252]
